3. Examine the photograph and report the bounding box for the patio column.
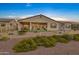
[18,23,22,31]
[30,22,32,31]
[47,23,49,31]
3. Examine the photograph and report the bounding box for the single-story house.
[0,14,79,34]
[18,14,78,34]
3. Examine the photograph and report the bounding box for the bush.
[17,31,25,35]
[13,35,75,53]
[53,35,69,43]
[53,35,61,39]
[18,28,29,35]
[57,38,69,43]
[47,37,57,46]
[13,39,37,52]
[23,28,29,32]
[61,34,73,41]
[33,36,44,46]
[0,34,9,41]
[13,40,29,52]
[26,39,37,50]
[42,37,57,47]
[33,36,57,47]
[39,37,52,47]
[73,34,79,41]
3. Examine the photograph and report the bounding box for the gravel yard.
[0,32,79,55]
[0,39,79,55]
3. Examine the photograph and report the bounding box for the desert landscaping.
[0,32,79,55]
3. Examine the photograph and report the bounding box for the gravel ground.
[0,32,79,55]
[0,39,79,55]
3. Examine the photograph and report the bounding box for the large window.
[50,23,57,28]
[65,24,71,28]
[10,23,12,26]
[1,24,5,27]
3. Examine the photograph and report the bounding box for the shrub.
[57,38,69,43]
[13,39,37,52]
[33,36,57,47]
[26,39,37,50]
[73,34,79,41]
[32,30,38,33]
[13,35,75,53]
[0,34,9,41]
[18,28,29,35]
[23,28,29,32]
[53,35,61,39]
[13,40,29,52]
[33,36,44,46]
[53,35,69,43]
[40,37,52,47]
[17,31,25,35]
[47,37,57,46]
[61,34,73,41]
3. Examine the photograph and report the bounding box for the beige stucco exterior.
[0,20,18,32]
[18,15,61,31]
[0,14,79,34]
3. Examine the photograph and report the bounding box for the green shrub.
[61,34,73,41]
[74,34,79,36]
[47,37,57,46]
[0,34,9,41]
[42,37,57,47]
[33,36,44,46]
[17,31,25,35]
[32,30,38,33]
[57,38,69,43]
[26,39,37,50]
[13,39,37,52]
[23,28,29,32]
[13,34,75,53]
[13,40,30,52]
[53,35,70,43]
[73,35,79,41]
[40,37,52,47]
[18,28,29,35]
[33,36,57,47]
[53,35,61,39]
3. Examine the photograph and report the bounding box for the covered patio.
[19,22,48,31]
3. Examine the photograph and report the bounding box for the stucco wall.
[0,20,18,32]
[19,15,59,31]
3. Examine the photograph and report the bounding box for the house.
[0,14,79,34]
[18,14,60,32]
[0,18,18,33]
[18,14,79,34]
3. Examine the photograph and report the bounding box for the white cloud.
[26,3,31,7]
[51,17,69,21]
[51,17,79,22]
[20,15,34,18]
[8,16,15,18]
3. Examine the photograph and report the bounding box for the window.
[1,24,5,27]
[65,24,71,28]
[10,23,12,26]
[50,23,57,28]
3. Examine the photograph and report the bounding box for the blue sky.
[0,3,79,21]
